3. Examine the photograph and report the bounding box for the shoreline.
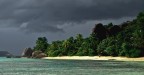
[42,56,144,61]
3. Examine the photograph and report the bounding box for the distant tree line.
[33,11,144,58]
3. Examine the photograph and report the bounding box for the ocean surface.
[0,57,144,75]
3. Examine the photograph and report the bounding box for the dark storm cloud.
[0,0,144,33]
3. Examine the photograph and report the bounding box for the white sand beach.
[42,56,144,61]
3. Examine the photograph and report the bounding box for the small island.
[0,51,12,57]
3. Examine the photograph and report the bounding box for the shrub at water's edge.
[31,11,144,58]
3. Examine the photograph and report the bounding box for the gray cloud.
[0,0,144,33]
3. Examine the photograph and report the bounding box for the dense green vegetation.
[33,12,144,57]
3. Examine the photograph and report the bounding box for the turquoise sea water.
[0,57,144,75]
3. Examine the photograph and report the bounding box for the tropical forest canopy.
[33,11,144,58]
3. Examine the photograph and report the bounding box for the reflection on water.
[0,57,144,75]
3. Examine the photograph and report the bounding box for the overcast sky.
[0,0,144,55]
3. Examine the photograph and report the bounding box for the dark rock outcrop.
[22,48,33,57]
[35,53,47,58]
[32,51,47,58]
[32,51,42,57]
